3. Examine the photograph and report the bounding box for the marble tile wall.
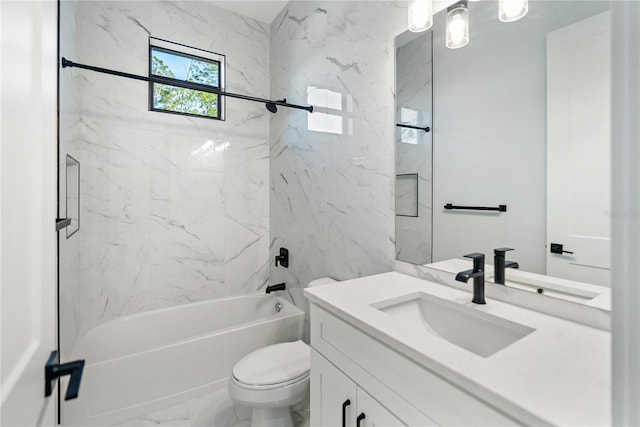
[269,1,406,339]
[60,1,271,328]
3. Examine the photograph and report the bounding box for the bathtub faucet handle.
[275,247,289,268]
[266,283,286,294]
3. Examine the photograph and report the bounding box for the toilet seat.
[228,341,311,410]
[233,372,310,391]
[229,373,310,409]
[232,340,310,389]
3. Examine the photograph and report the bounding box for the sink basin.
[372,292,535,357]
[486,274,600,300]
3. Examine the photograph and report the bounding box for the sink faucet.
[455,253,486,304]
[493,248,519,285]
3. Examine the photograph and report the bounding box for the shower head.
[265,102,278,113]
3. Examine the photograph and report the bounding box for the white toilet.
[228,277,337,427]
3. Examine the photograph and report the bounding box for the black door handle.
[45,350,85,400]
[550,243,574,255]
[357,412,366,427]
[342,399,351,427]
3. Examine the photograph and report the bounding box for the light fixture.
[446,0,469,49]
[408,0,433,33]
[499,0,528,22]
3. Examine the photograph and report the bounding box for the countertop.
[304,271,610,426]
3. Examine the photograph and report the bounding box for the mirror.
[395,1,611,290]
[395,31,433,265]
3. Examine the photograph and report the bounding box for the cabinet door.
[355,388,407,427]
[311,349,358,427]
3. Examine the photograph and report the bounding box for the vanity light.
[408,0,433,32]
[498,0,528,22]
[446,0,469,49]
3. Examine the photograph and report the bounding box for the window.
[149,38,225,120]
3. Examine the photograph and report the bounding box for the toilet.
[228,277,337,427]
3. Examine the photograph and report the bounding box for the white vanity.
[304,272,610,426]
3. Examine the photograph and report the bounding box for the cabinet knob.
[342,399,351,427]
[357,412,366,427]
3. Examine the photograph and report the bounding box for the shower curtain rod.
[61,58,314,113]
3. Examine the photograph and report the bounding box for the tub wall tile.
[269,1,406,340]
[61,1,270,326]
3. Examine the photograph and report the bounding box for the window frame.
[148,38,226,121]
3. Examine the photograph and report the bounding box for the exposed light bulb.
[408,0,433,33]
[499,0,528,22]
[446,0,469,49]
[449,15,465,44]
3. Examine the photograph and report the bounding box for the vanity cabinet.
[309,303,521,426]
[311,348,405,427]
[356,387,407,427]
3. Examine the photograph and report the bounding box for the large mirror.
[395,1,611,289]
[395,31,433,265]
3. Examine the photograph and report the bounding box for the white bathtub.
[62,294,304,426]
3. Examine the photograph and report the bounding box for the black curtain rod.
[61,58,313,114]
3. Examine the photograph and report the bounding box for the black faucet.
[455,253,486,304]
[493,248,519,285]
[266,282,286,294]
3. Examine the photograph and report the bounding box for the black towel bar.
[396,123,430,132]
[444,203,507,212]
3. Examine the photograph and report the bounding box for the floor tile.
[115,388,309,427]
[116,402,190,427]
[187,389,250,427]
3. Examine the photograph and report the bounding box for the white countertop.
[305,272,610,426]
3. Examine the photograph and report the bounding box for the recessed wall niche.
[65,154,79,238]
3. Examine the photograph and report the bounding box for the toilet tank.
[308,277,337,287]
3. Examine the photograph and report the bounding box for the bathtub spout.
[266,283,286,293]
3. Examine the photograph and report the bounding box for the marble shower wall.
[63,1,270,327]
[269,1,406,337]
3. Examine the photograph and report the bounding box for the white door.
[546,11,611,287]
[0,1,59,425]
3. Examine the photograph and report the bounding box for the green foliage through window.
[150,46,222,119]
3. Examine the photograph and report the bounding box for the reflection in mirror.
[394,1,611,295]
[306,86,353,135]
[395,31,433,266]
[66,154,80,238]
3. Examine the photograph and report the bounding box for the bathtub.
[62,294,304,426]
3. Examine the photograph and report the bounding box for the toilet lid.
[233,340,310,386]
